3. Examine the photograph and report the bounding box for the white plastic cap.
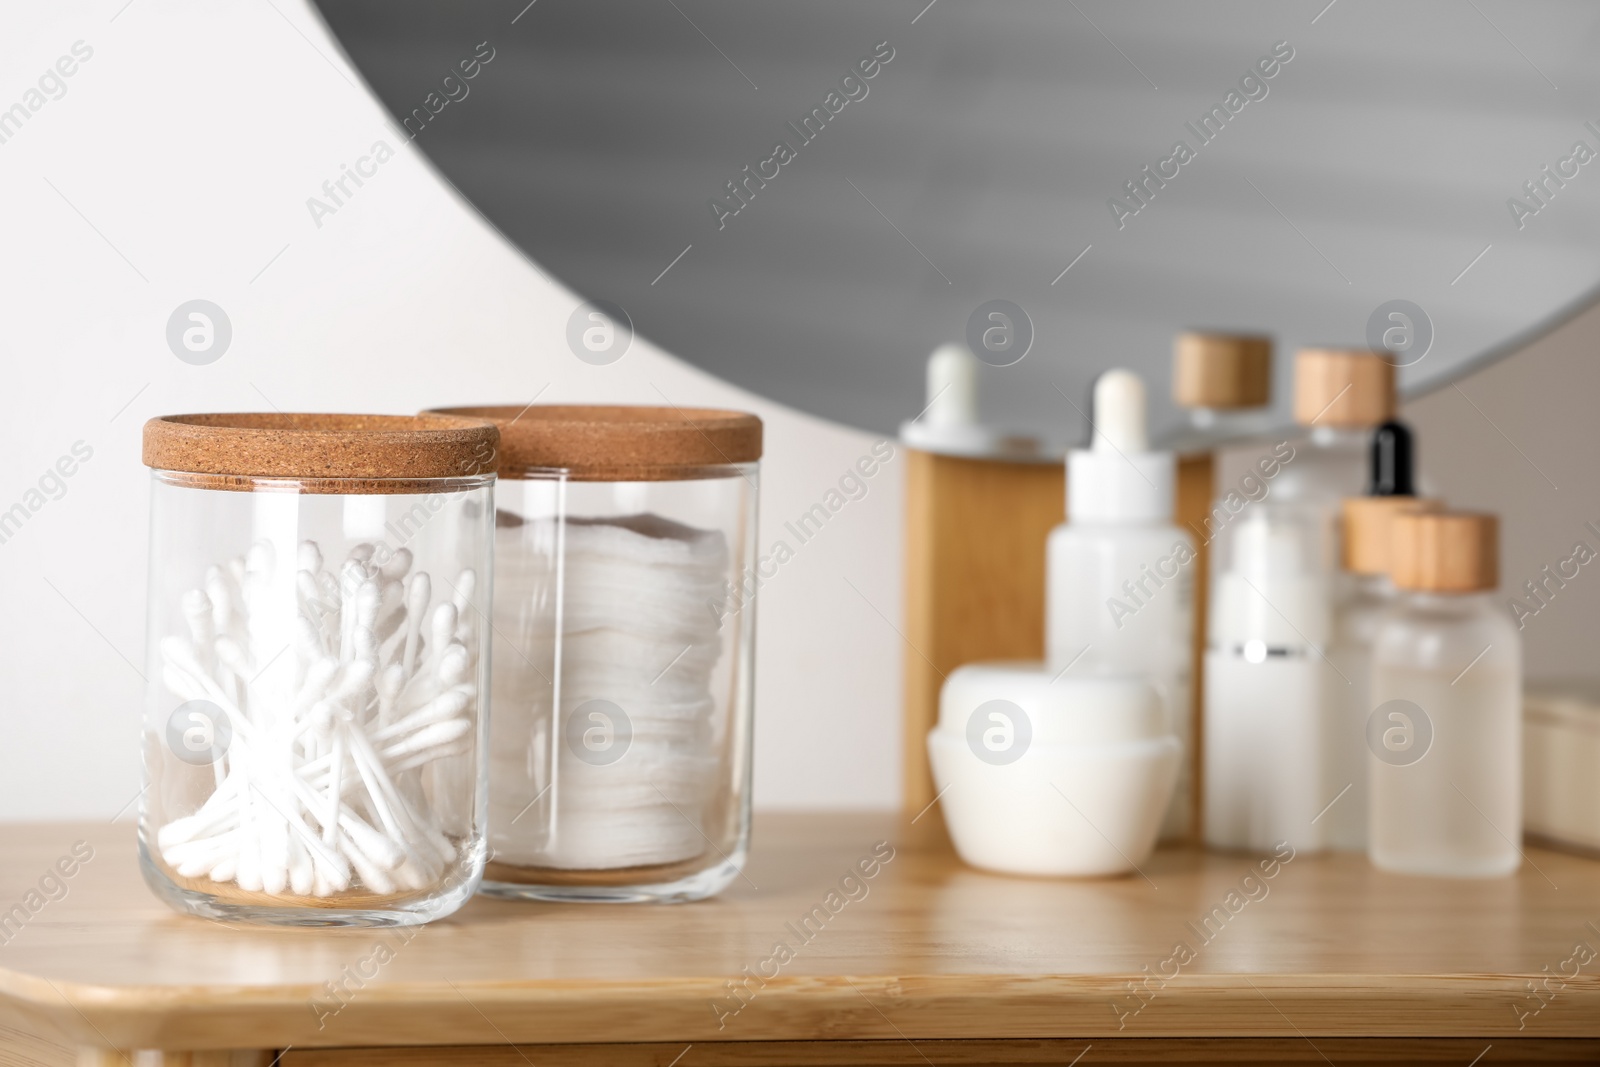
[1068,369,1174,523]
[924,343,978,427]
[1091,369,1147,452]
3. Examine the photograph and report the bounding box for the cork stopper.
[143,413,500,493]
[1391,511,1498,593]
[1173,332,1272,409]
[1342,496,1441,576]
[429,404,762,481]
[1294,348,1396,427]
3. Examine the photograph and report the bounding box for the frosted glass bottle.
[1271,424,1371,584]
[1048,370,1194,840]
[1368,512,1520,878]
[1271,426,1368,507]
[1324,572,1395,849]
[1272,349,1396,573]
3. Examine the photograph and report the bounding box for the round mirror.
[317,0,1600,444]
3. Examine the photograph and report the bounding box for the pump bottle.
[1203,498,1332,852]
[1048,370,1194,839]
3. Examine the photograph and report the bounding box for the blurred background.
[2,0,1598,820]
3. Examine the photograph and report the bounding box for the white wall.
[0,1,901,820]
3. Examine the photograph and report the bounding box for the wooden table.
[3,814,1599,1065]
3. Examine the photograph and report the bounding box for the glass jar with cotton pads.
[429,405,761,903]
[926,663,1179,877]
[140,413,498,926]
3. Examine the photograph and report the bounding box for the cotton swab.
[156,540,480,901]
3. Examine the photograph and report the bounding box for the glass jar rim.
[150,468,495,495]
[497,461,758,483]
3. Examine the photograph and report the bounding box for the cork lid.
[1294,348,1396,427]
[1342,496,1441,576]
[143,413,500,493]
[429,404,763,481]
[1392,511,1498,593]
[1173,332,1272,409]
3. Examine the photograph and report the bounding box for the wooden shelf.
[2,814,1599,1064]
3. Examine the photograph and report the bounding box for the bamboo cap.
[429,404,762,481]
[143,413,500,492]
[1173,332,1272,409]
[1392,511,1498,593]
[1294,348,1396,427]
[1342,496,1440,576]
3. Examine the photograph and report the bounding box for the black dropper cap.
[1367,420,1414,496]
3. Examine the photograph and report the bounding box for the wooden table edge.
[3,971,1598,1051]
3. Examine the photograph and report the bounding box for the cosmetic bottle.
[1203,501,1331,852]
[1048,369,1194,840]
[927,663,1179,876]
[1369,511,1520,878]
[899,343,1040,459]
[1324,422,1437,850]
[1162,331,1275,452]
[1271,349,1396,570]
[1164,331,1276,845]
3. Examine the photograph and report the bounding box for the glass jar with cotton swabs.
[139,413,498,926]
[429,405,761,904]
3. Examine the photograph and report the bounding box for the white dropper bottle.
[899,344,1041,458]
[1047,369,1196,840]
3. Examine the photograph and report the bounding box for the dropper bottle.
[1048,369,1195,839]
[1324,421,1437,850]
[898,344,1039,459]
